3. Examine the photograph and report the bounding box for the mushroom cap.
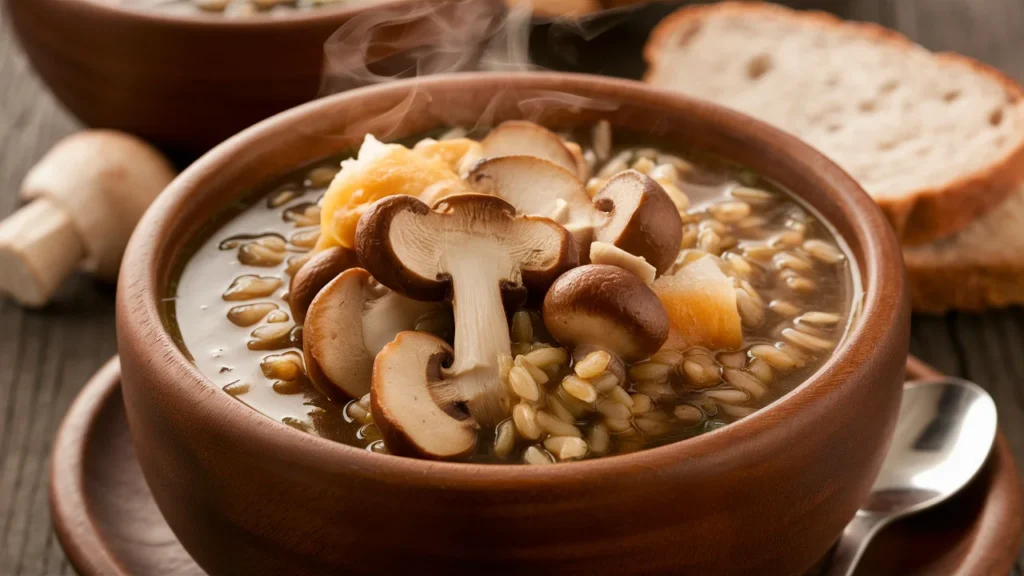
[303,268,378,401]
[479,120,581,178]
[354,193,578,301]
[593,170,683,275]
[20,130,175,280]
[370,331,479,460]
[289,246,359,324]
[467,156,591,225]
[543,264,669,363]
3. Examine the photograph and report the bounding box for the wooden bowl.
[4,0,503,156]
[115,73,910,575]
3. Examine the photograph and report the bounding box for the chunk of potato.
[651,256,743,350]
[316,135,473,251]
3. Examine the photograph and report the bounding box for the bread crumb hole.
[990,108,1004,126]
[746,54,772,80]
[859,100,877,112]
[880,79,900,94]
[943,90,961,102]
[826,123,842,133]
[825,75,839,88]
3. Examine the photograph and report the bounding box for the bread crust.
[644,1,1024,246]
[906,259,1024,314]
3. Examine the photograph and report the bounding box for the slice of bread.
[904,185,1024,312]
[644,1,1024,246]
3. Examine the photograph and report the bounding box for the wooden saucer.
[50,356,1021,576]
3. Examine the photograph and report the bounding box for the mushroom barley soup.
[169,120,859,464]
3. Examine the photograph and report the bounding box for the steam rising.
[318,0,620,138]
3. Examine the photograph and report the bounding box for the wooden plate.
[50,356,1021,576]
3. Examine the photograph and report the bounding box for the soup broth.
[170,122,859,464]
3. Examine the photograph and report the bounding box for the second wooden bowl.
[115,72,910,575]
[5,0,504,155]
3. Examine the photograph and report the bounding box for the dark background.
[1,0,1023,573]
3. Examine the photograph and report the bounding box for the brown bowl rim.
[119,71,904,486]
[65,0,438,29]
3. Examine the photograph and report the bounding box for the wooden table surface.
[0,0,1022,574]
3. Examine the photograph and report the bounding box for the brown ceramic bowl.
[116,72,910,575]
[5,0,503,156]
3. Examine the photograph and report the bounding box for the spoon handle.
[824,513,889,576]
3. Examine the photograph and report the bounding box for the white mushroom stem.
[443,246,512,428]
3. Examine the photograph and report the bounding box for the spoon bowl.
[829,377,998,575]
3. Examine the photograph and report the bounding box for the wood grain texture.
[0,0,1022,574]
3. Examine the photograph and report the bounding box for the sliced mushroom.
[479,120,584,179]
[303,267,441,401]
[543,264,669,363]
[469,160,682,274]
[288,246,359,324]
[370,331,478,460]
[356,193,577,428]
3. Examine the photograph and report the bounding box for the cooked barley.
[523,446,554,465]
[749,344,798,370]
[785,276,817,293]
[223,275,282,301]
[798,311,842,326]
[524,346,568,369]
[562,375,598,403]
[588,423,610,454]
[747,358,774,384]
[544,436,589,461]
[604,417,633,433]
[494,420,516,458]
[804,239,844,264]
[710,201,751,223]
[511,311,533,343]
[673,404,703,425]
[704,388,750,404]
[781,328,834,351]
[509,366,541,402]
[769,299,801,318]
[227,302,278,327]
[516,356,549,385]
[547,395,576,424]
[608,386,634,408]
[513,403,542,440]
[630,394,653,415]
[629,361,671,382]
[575,350,611,378]
[537,411,582,437]
[596,399,632,420]
[723,368,767,400]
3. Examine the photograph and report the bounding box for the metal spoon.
[826,378,998,576]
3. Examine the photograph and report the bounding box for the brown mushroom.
[543,264,669,363]
[479,120,586,180]
[469,160,682,274]
[288,246,359,324]
[355,193,577,431]
[370,331,478,460]
[303,267,442,401]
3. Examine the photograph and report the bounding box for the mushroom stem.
[443,247,512,428]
